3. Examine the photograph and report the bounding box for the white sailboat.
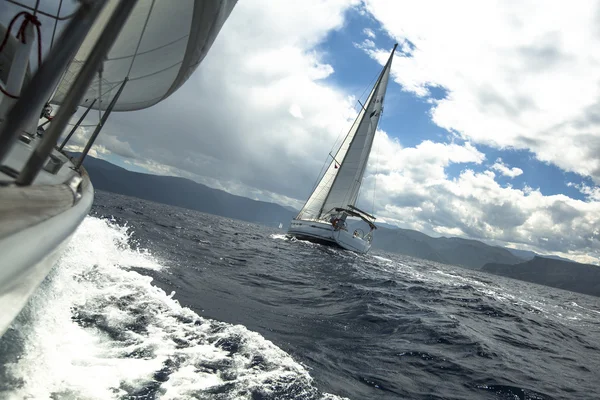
[288,44,397,254]
[0,0,236,338]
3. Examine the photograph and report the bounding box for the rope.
[0,11,42,99]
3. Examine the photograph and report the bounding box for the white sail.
[51,0,237,111]
[297,45,396,221]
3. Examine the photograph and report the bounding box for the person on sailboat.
[35,103,53,136]
[330,215,341,230]
[339,213,348,231]
[330,213,348,231]
[329,214,338,226]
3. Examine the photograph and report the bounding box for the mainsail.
[297,44,397,221]
[51,0,237,111]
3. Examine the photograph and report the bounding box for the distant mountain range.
[483,257,600,297]
[372,227,523,269]
[78,155,296,228]
[79,155,599,297]
[502,247,574,263]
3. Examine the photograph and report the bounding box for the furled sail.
[297,44,396,221]
[50,0,236,111]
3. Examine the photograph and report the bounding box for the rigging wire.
[61,1,156,150]
[330,67,381,154]
[371,111,383,216]
[303,65,383,210]
[126,0,154,77]
[49,0,63,49]
[97,65,102,124]
[5,0,77,20]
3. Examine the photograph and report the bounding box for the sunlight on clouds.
[363,0,600,183]
[491,158,523,178]
[359,0,600,261]
[365,146,600,263]
[78,0,599,261]
[568,182,600,202]
[289,104,304,119]
[369,131,485,181]
[105,0,361,202]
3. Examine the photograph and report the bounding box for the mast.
[297,44,397,220]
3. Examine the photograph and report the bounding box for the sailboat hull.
[0,139,94,337]
[287,219,372,254]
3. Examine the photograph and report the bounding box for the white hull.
[0,229,73,334]
[288,219,372,254]
[0,141,94,337]
[0,0,236,339]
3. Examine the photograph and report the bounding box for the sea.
[1,190,599,400]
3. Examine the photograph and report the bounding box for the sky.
[18,0,600,263]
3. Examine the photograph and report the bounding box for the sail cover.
[297,45,396,221]
[50,0,237,111]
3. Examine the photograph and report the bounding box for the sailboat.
[288,44,397,254]
[0,0,236,338]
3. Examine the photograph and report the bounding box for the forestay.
[51,0,236,111]
[297,44,396,221]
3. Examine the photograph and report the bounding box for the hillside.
[373,227,523,269]
[482,256,600,297]
[79,155,295,228]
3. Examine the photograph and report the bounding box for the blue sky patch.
[316,6,595,204]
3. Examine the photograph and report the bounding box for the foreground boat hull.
[0,143,94,337]
[288,219,372,254]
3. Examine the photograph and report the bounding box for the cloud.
[491,158,523,178]
[361,134,600,263]
[89,0,360,203]
[289,104,304,119]
[568,182,600,202]
[64,3,360,201]
[360,38,376,48]
[50,1,600,262]
[61,125,135,159]
[361,0,600,184]
[363,27,376,38]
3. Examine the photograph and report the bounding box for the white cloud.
[60,124,135,159]
[491,158,523,178]
[361,39,376,48]
[362,0,600,184]
[569,182,600,202]
[54,1,600,262]
[100,0,361,202]
[363,27,376,38]
[123,158,182,177]
[360,134,600,263]
[289,104,304,119]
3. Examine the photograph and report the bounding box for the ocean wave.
[0,217,346,400]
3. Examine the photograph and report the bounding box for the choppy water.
[1,191,600,400]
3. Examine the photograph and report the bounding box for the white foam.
[1,216,346,400]
[269,233,289,240]
[371,255,392,263]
